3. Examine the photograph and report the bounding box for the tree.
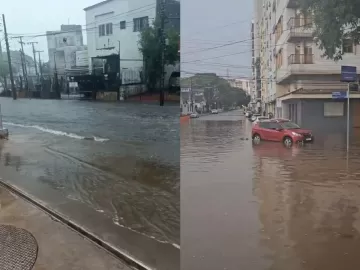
[181,73,251,110]
[138,20,180,91]
[300,0,360,60]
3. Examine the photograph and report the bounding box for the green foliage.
[138,20,180,90]
[181,73,251,109]
[300,0,360,60]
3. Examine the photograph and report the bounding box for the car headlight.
[292,132,302,136]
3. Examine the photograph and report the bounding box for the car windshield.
[280,121,300,129]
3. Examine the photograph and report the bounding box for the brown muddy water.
[182,110,360,270]
[0,98,180,246]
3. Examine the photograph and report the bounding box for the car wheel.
[253,134,261,144]
[283,136,293,147]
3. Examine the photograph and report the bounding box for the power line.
[7,4,156,38]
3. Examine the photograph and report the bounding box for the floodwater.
[0,97,180,245]
[182,110,360,270]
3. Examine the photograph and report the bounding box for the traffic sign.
[341,66,357,82]
[332,91,347,99]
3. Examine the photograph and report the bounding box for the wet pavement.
[0,98,179,267]
[181,110,360,270]
[0,186,132,270]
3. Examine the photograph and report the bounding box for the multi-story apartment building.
[255,0,360,133]
[253,0,264,114]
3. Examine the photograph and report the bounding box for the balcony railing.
[286,18,313,40]
[288,17,313,28]
[288,54,314,64]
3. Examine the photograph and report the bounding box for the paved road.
[0,98,179,267]
[182,109,360,270]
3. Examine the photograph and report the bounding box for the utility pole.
[0,33,8,92]
[2,14,16,100]
[159,0,166,106]
[27,42,39,77]
[36,50,44,93]
[13,36,28,93]
[36,50,43,79]
[53,51,60,98]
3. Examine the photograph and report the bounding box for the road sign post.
[340,66,357,152]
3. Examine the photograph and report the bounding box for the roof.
[84,0,114,11]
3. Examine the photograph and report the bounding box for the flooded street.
[182,110,360,270]
[0,97,180,246]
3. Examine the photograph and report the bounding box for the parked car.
[252,118,314,147]
[252,115,269,124]
[250,113,261,122]
[211,109,218,114]
[190,113,199,118]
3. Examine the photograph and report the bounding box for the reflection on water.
[182,110,360,270]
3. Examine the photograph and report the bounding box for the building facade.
[84,0,157,82]
[84,0,179,86]
[254,0,360,133]
[46,25,87,75]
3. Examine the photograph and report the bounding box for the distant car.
[252,118,314,147]
[190,113,199,118]
[211,109,218,114]
[250,113,261,121]
[245,111,251,117]
[252,116,269,124]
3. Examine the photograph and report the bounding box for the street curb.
[0,179,151,270]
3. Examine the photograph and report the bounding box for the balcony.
[286,18,314,42]
[288,54,314,65]
[276,54,314,84]
[286,0,299,8]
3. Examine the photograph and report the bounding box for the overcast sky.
[0,0,100,62]
[1,0,253,76]
[181,0,253,79]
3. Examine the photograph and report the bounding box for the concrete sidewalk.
[0,186,132,270]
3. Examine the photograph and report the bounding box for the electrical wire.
[7,3,157,37]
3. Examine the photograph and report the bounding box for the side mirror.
[275,128,283,131]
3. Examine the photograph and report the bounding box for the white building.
[46,25,87,75]
[228,78,252,95]
[84,0,157,82]
[254,0,360,133]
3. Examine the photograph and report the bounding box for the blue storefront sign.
[332,91,347,99]
[341,66,357,82]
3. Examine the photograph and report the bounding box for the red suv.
[252,118,313,147]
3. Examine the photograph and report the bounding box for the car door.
[268,122,283,141]
[258,122,272,140]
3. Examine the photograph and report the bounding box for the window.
[120,21,126,29]
[342,39,353,53]
[269,122,281,130]
[259,122,271,129]
[99,23,112,36]
[106,23,113,35]
[276,49,283,69]
[133,16,149,32]
[324,102,344,116]
[304,45,313,63]
[99,24,105,37]
[304,14,312,26]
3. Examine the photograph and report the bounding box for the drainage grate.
[0,225,38,270]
